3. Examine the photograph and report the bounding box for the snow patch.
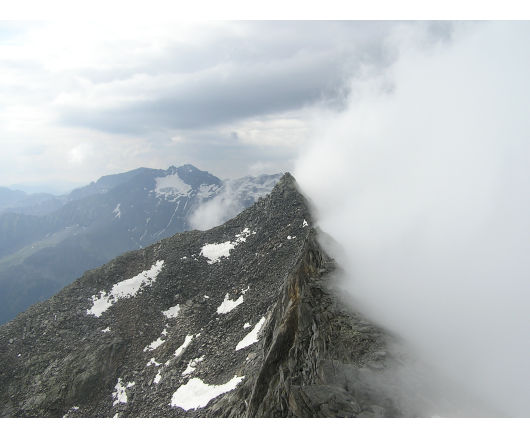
[162,304,180,318]
[174,334,194,358]
[146,358,161,367]
[87,260,164,317]
[170,375,244,411]
[101,327,111,333]
[200,241,235,264]
[287,235,295,240]
[235,228,251,243]
[197,183,220,200]
[182,356,204,376]
[236,317,266,351]
[154,173,192,200]
[143,328,168,352]
[112,378,129,406]
[113,203,121,219]
[216,293,244,314]
[200,228,254,264]
[154,370,162,384]
[302,219,308,227]
[243,322,251,329]
[63,406,80,417]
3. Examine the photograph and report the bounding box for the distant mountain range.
[0,187,62,217]
[0,165,281,324]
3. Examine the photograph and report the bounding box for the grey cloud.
[60,54,347,132]
[55,21,407,134]
[153,130,295,179]
[77,22,393,81]
[0,21,458,188]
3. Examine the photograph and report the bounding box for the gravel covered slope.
[0,173,399,418]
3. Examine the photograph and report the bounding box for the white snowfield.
[162,304,180,318]
[200,228,253,264]
[154,173,192,200]
[236,317,266,351]
[87,260,165,317]
[216,293,244,314]
[170,375,245,411]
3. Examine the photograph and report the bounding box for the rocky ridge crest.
[0,173,397,417]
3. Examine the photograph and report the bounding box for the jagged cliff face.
[0,174,397,418]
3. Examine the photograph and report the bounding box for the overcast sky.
[0,20,453,192]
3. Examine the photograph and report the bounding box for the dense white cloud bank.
[296,22,530,416]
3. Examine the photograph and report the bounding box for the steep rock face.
[245,236,397,418]
[0,174,398,418]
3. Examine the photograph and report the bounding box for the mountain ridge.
[0,165,281,324]
[0,173,398,417]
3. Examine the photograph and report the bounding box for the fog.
[295,22,530,416]
[189,183,246,230]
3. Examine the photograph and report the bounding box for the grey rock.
[0,173,400,418]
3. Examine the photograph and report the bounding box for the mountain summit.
[0,174,396,417]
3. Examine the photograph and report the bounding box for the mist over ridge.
[295,21,530,416]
